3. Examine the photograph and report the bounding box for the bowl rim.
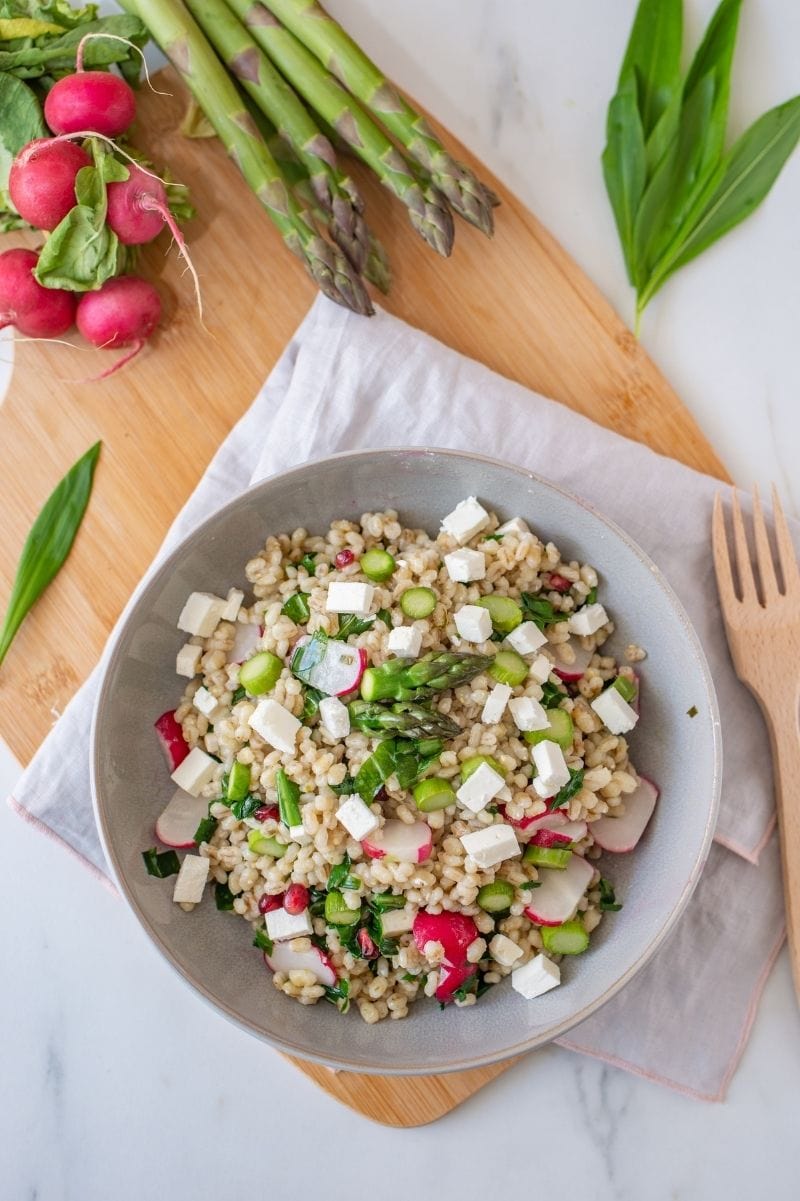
[90,445,722,1075]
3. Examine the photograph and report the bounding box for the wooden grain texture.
[0,68,730,1126]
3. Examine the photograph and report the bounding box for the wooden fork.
[712,486,800,999]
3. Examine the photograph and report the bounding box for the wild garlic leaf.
[681,0,742,177]
[618,0,683,139]
[602,69,646,284]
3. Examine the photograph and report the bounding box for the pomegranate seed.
[335,548,355,568]
[549,573,572,592]
[283,883,310,914]
[258,892,283,914]
[357,928,379,959]
[254,804,279,822]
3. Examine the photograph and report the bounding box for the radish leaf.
[0,72,46,229]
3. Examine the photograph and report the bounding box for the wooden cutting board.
[0,68,729,1126]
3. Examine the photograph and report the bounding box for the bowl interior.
[92,448,720,1074]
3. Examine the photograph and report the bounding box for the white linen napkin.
[9,296,792,1101]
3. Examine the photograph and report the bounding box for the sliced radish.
[412,911,477,965]
[295,636,367,696]
[530,827,573,848]
[264,944,336,987]
[436,962,477,1002]
[528,812,589,842]
[230,622,261,664]
[155,787,208,848]
[590,776,658,853]
[362,819,432,863]
[553,639,595,682]
[523,854,594,926]
[154,709,189,770]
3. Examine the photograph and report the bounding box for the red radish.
[357,928,378,959]
[548,573,572,593]
[264,945,336,988]
[0,248,76,337]
[412,911,477,966]
[155,787,208,848]
[45,71,136,139]
[154,709,189,770]
[76,275,161,377]
[530,827,573,848]
[590,776,659,853]
[553,639,595,682]
[362,820,433,864]
[528,812,589,842]
[255,804,279,822]
[300,638,367,696]
[258,892,283,914]
[9,138,90,230]
[230,622,261,664]
[523,854,594,927]
[283,883,310,915]
[436,962,476,1002]
[335,549,355,568]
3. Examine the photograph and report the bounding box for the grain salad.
[144,497,658,1022]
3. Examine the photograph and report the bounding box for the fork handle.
[765,700,800,999]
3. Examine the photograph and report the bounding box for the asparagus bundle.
[360,651,493,703]
[348,700,461,741]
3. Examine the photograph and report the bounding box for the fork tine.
[771,484,800,596]
[730,489,757,603]
[751,484,779,602]
[712,492,737,607]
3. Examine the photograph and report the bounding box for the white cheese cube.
[512,953,561,999]
[176,642,203,678]
[441,496,490,544]
[318,695,351,740]
[481,683,512,725]
[387,625,423,658]
[531,740,571,798]
[528,653,553,685]
[192,685,226,724]
[326,581,374,615]
[289,824,307,841]
[496,517,530,536]
[489,933,524,968]
[265,907,313,942]
[508,695,549,732]
[591,687,639,735]
[221,588,244,622]
[456,761,506,814]
[506,621,548,655]
[172,854,210,904]
[567,602,609,636]
[336,795,379,840]
[443,548,486,583]
[380,907,415,936]
[170,746,218,796]
[460,823,521,870]
[496,784,513,802]
[248,698,302,754]
[177,591,226,638]
[454,604,492,643]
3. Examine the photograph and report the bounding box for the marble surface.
[3,1,800,1197]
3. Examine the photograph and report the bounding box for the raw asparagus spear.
[360,651,493,703]
[348,700,461,741]
[224,0,454,256]
[261,0,496,235]
[121,0,373,315]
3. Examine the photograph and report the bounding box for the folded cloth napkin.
[10,297,791,1101]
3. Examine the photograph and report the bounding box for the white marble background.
[3,2,800,1198]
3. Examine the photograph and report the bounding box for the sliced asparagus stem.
[361,651,493,703]
[121,0,373,314]
[224,0,454,256]
[261,0,496,235]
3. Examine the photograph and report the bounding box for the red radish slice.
[362,820,432,863]
[155,787,208,848]
[436,962,477,1002]
[264,945,336,988]
[548,573,572,593]
[305,641,367,696]
[230,622,261,664]
[523,854,594,926]
[553,639,594,682]
[528,812,589,841]
[412,911,478,965]
[154,709,189,770]
[530,827,573,848]
[590,776,658,853]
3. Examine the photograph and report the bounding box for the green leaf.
[35,203,120,291]
[598,877,623,912]
[520,594,569,630]
[334,612,375,640]
[618,0,683,138]
[323,977,350,1012]
[540,680,565,706]
[0,71,46,220]
[141,847,180,878]
[549,768,584,812]
[0,442,100,668]
[328,853,362,892]
[602,69,647,284]
[302,685,324,720]
[252,926,273,953]
[682,0,741,173]
[230,793,260,820]
[0,14,147,76]
[214,881,235,910]
[194,815,218,844]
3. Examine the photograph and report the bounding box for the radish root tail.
[29,133,183,189]
[75,32,171,95]
[144,197,204,324]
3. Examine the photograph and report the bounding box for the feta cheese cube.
[481,683,512,725]
[511,953,561,999]
[443,547,486,583]
[460,823,521,870]
[496,517,530,536]
[531,740,571,798]
[177,591,226,637]
[289,824,307,841]
[591,687,639,735]
[454,604,492,643]
[172,854,210,904]
[265,907,313,942]
[248,698,302,754]
[176,642,203,678]
[318,695,351,740]
[528,653,553,685]
[380,907,415,936]
[441,496,490,544]
[221,587,244,622]
[387,624,423,658]
[336,794,379,840]
[456,761,506,814]
[567,602,609,636]
[170,746,217,796]
[192,685,226,724]
[489,933,524,968]
[326,581,374,615]
[508,695,549,732]
[506,621,548,655]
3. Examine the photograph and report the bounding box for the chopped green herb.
[687,705,698,718]
[520,880,542,890]
[301,553,317,574]
[366,914,399,957]
[141,847,180,878]
[369,891,407,913]
[402,972,418,983]
[281,593,311,624]
[334,612,375,640]
[453,973,478,1002]
[252,926,274,953]
[302,686,325,720]
[324,978,350,1013]
[483,532,503,542]
[540,680,565,706]
[598,877,623,912]
[308,886,327,917]
[214,881,235,911]
[476,975,496,999]
[586,585,598,605]
[521,593,570,630]
[230,794,260,821]
[331,775,356,797]
[549,768,584,812]
[328,853,362,892]
[376,607,393,626]
[232,685,247,704]
[194,815,218,844]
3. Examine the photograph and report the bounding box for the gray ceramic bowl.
[91,448,721,1074]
